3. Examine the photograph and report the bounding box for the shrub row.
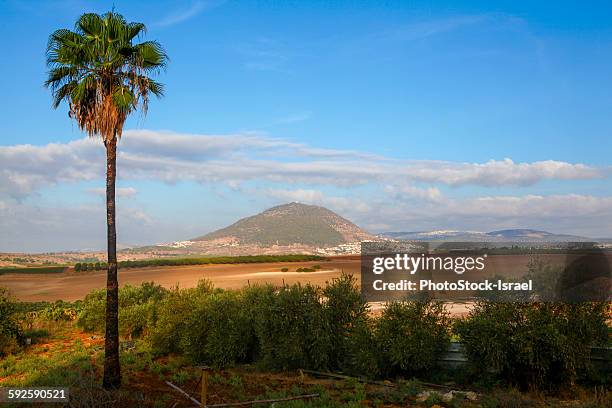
[75,276,452,378]
[68,278,611,389]
[118,254,326,269]
[295,265,322,272]
[0,266,67,275]
[74,262,107,271]
[73,255,326,271]
[455,301,610,388]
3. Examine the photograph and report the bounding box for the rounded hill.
[192,202,373,247]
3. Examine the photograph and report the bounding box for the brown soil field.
[1,259,359,302]
[0,253,585,303]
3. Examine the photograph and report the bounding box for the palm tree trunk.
[102,138,121,389]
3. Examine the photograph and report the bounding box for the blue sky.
[1,0,612,251]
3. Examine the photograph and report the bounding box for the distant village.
[158,239,368,256]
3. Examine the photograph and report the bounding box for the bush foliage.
[377,299,451,377]
[73,254,325,272]
[71,275,465,377]
[252,282,331,370]
[0,266,66,275]
[77,282,167,339]
[0,288,22,356]
[455,301,610,388]
[12,271,607,390]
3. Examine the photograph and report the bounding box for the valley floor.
[0,259,358,302]
[0,253,580,303]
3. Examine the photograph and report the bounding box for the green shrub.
[38,301,79,321]
[0,288,22,356]
[323,274,368,369]
[74,263,82,272]
[77,282,168,338]
[455,301,610,389]
[119,282,167,308]
[252,283,332,370]
[376,299,451,377]
[280,267,289,272]
[76,289,105,332]
[158,275,370,371]
[182,290,256,367]
[149,280,214,355]
[341,316,380,378]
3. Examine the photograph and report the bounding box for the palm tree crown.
[45,12,167,142]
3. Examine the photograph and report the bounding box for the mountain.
[485,229,589,241]
[382,229,591,242]
[193,202,374,247]
[383,230,487,241]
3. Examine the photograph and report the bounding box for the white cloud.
[0,138,101,197]
[267,188,325,203]
[0,131,604,200]
[405,159,601,186]
[265,188,371,214]
[0,200,173,252]
[385,184,443,202]
[356,193,612,237]
[153,1,217,27]
[257,187,612,238]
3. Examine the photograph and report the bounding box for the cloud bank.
[0,130,604,198]
[0,130,610,251]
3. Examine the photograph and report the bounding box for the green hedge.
[118,254,325,268]
[73,255,325,272]
[377,300,451,377]
[70,278,610,388]
[0,266,67,275]
[73,275,457,377]
[455,301,610,388]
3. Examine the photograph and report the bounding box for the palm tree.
[45,12,167,389]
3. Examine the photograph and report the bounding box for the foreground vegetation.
[1,277,610,406]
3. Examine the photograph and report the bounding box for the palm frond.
[112,86,136,113]
[147,79,165,98]
[45,11,166,141]
[133,41,168,70]
[52,81,77,108]
[127,22,146,40]
[77,13,104,38]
